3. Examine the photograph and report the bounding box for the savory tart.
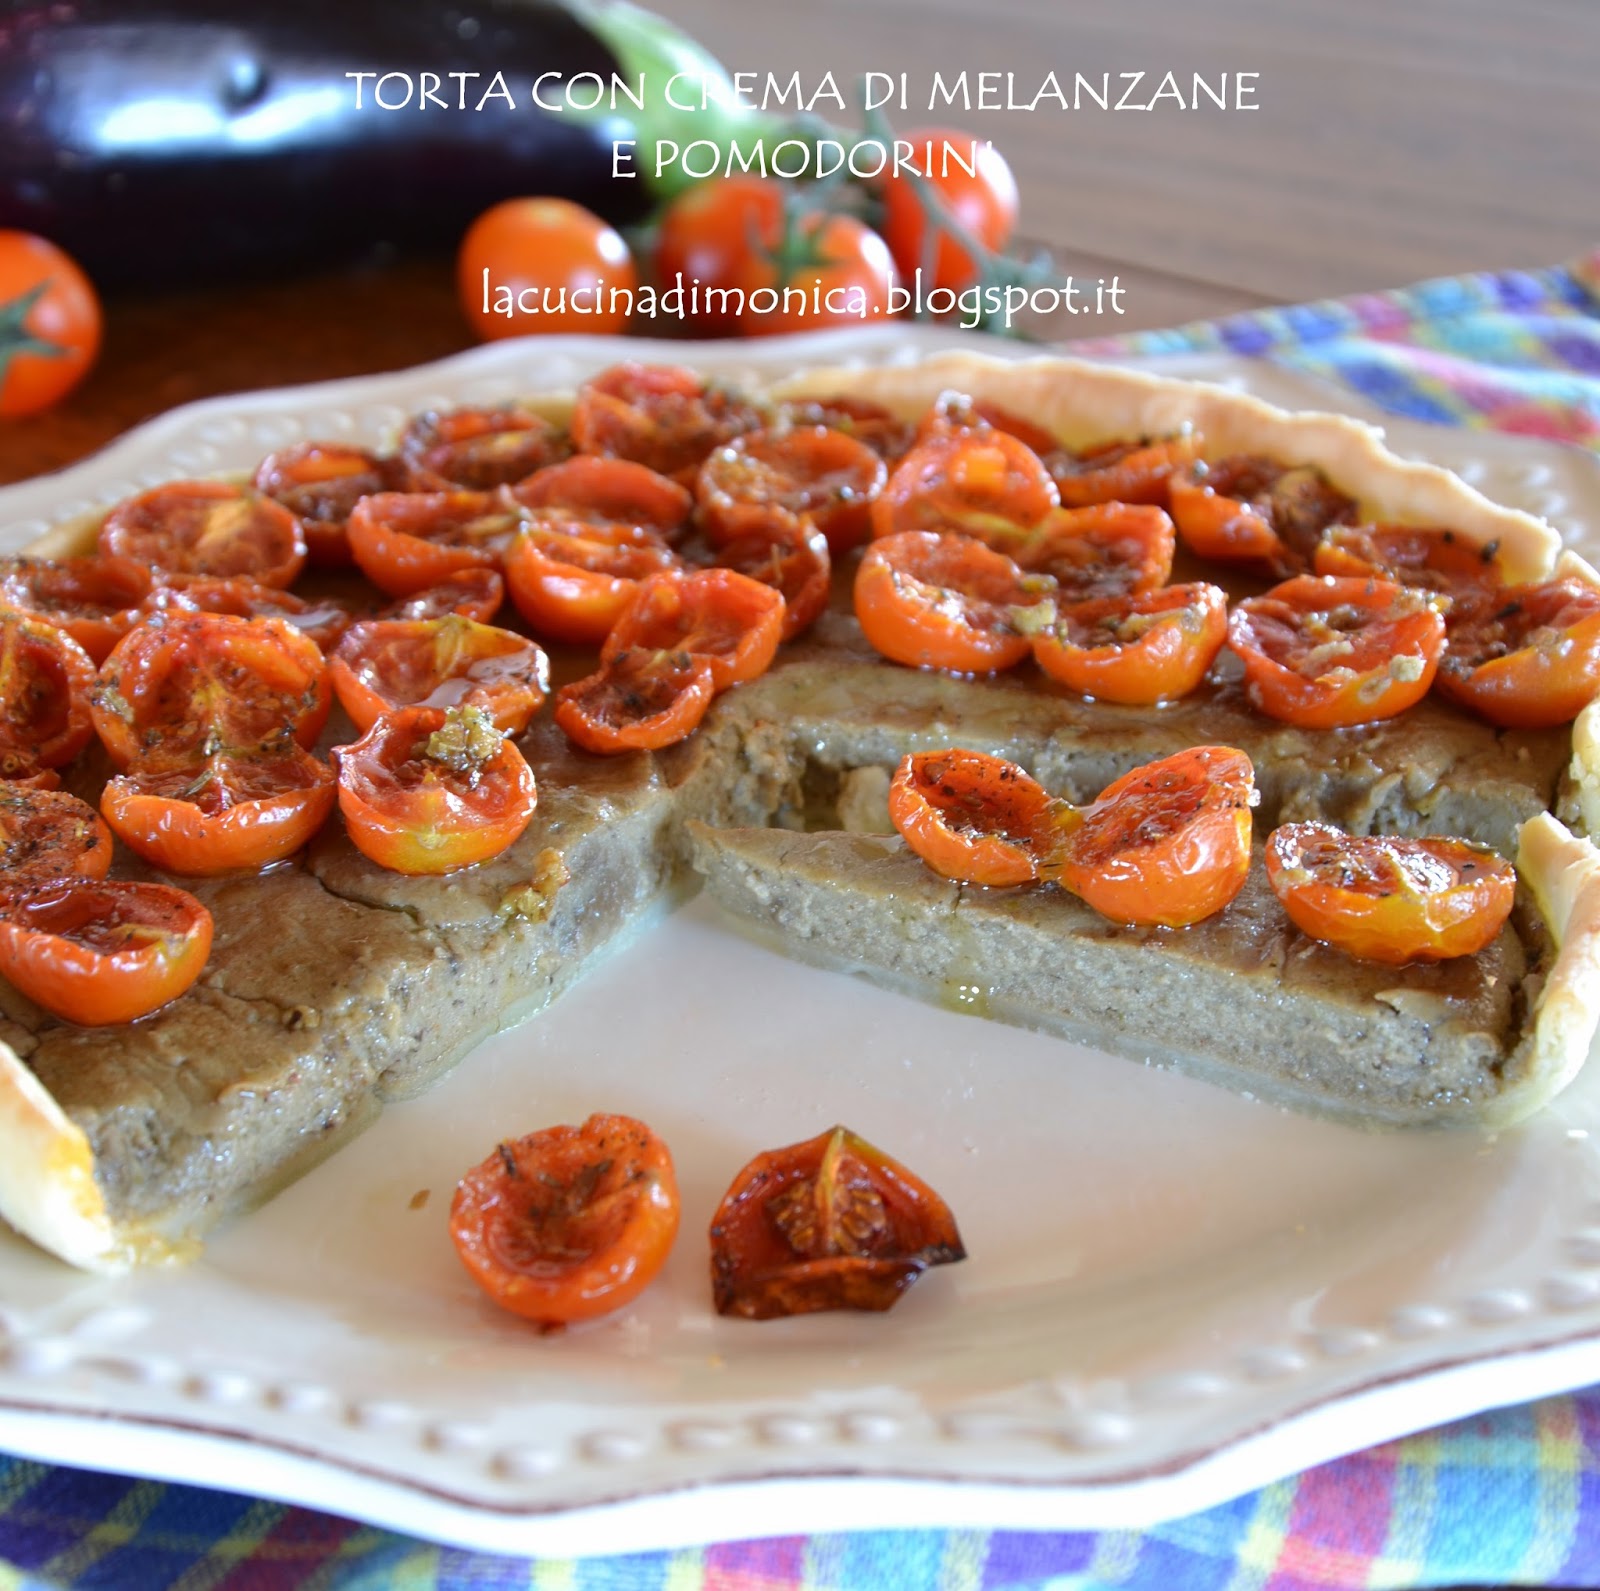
[4,350,1600,1274]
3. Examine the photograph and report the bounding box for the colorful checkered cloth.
[6,251,1600,1591]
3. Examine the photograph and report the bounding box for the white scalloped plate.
[4,327,1600,1559]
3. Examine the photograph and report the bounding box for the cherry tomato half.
[347,491,529,598]
[1265,822,1516,965]
[451,1113,680,1328]
[0,231,101,418]
[503,522,681,646]
[602,568,784,693]
[377,567,506,626]
[0,555,151,663]
[711,511,831,642]
[1170,457,1356,575]
[0,605,96,773]
[1312,522,1506,598]
[400,405,571,493]
[571,364,761,484]
[0,786,112,883]
[1047,433,1198,510]
[1015,503,1176,601]
[509,454,692,541]
[254,442,404,568]
[553,649,716,755]
[143,575,352,655]
[879,127,1019,292]
[872,424,1057,547]
[99,481,307,590]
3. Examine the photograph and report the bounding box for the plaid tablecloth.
[5,249,1600,1591]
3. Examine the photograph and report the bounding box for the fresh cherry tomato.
[603,569,784,693]
[553,649,716,755]
[329,616,549,736]
[878,127,1018,292]
[99,481,307,590]
[571,364,761,484]
[1033,583,1229,705]
[101,747,336,875]
[509,453,692,541]
[457,198,638,341]
[1434,579,1600,729]
[1170,457,1356,575]
[400,406,570,493]
[253,442,404,568]
[888,748,1067,887]
[0,232,101,418]
[0,786,112,883]
[654,176,785,334]
[0,555,151,663]
[730,212,896,338]
[775,395,915,461]
[503,522,681,646]
[0,606,96,774]
[1228,576,1446,729]
[698,425,887,554]
[1015,503,1176,601]
[1312,523,1507,598]
[0,877,212,1026]
[377,568,505,626]
[335,705,536,875]
[143,575,352,654]
[1052,746,1256,928]
[92,611,330,770]
[871,424,1057,547]
[451,1113,680,1328]
[1265,822,1516,965]
[1046,433,1199,509]
[711,511,831,642]
[855,531,1041,674]
[709,1124,965,1320]
[347,491,528,598]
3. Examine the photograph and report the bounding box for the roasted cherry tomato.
[1016,503,1176,601]
[92,611,330,770]
[99,481,307,590]
[855,531,1042,674]
[1046,433,1198,509]
[913,391,1059,457]
[871,424,1057,547]
[330,616,549,736]
[888,748,1068,887]
[5,768,59,792]
[1265,822,1516,965]
[775,395,914,461]
[1228,576,1446,729]
[400,405,569,492]
[377,567,505,626]
[711,511,831,642]
[0,605,96,773]
[709,1125,965,1320]
[1435,579,1600,729]
[458,198,638,341]
[879,127,1018,292]
[451,1112,680,1328]
[698,425,887,554]
[503,522,681,646]
[0,555,151,663]
[730,212,896,338]
[570,364,761,483]
[654,176,785,334]
[0,877,212,1025]
[1170,457,1356,575]
[101,746,336,876]
[1312,522,1507,598]
[253,442,403,567]
[347,491,528,598]
[1033,583,1229,706]
[602,569,784,693]
[554,649,716,755]
[508,454,692,541]
[0,786,112,883]
[143,575,352,654]
[0,231,101,418]
[1053,746,1256,928]
[335,705,536,875]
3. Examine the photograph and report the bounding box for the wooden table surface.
[2,0,1596,489]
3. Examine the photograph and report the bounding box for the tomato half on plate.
[1312,523,1507,598]
[1170,456,1356,574]
[710,511,831,641]
[1227,575,1446,729]
[602,568,784,692]
[330,616,549,736]
[1435,579,1600,729]
[101,746,337,875]
[1015,503,1176,601]
[400,405,570,492]
[508,454,691,541]
[570,363,760,483]
[1033,582,1229,705]
[335,704,536,875]
[0,786,112,883]
[709,1125,965,1320]
[855,531,1042,674]
[0,555,152,663]
[451,1112,680,1329]
[1052,746,1256,928]
[554,649,717,755]
[774,395,914,461]
[1046,433,1198,509]
[143,575,352,655]
[0,605,96,774]
[888,748,1069,887]
[0,877,213,1025]
[871,424,1057,547]
[92,611,330,770]
[503,522,682,646]
[254,442,404,567]
[99,481,307,590]
[1265,822,1516,964]
[914,391,1059,457]
[377,567,505,626]
[347,491,529,598]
